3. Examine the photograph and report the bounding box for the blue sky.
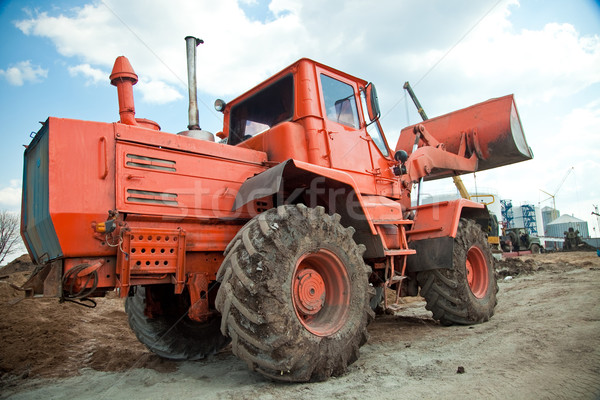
[1,0,599,235]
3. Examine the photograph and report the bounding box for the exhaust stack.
[186,36,202,130]
[178,36,214,141]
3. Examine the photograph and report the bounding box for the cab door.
[316,68,373,175]
[317,68,399,197]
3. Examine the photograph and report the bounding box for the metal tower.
[521,204,538,235]
[500,199,514,229]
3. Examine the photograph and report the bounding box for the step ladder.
[372,219,416,310]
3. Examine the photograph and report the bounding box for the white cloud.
[12,1,600,107]
[0,180,22,210]
[443,21,600,105]
[68,63,107,85]
[269,0,301,16]
[137,78,183,104]
[530,99,600,196]
[14,0,305,98]
[552,101,600,205]
[0,60,48,86]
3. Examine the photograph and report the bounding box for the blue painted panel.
[21,121,62,263]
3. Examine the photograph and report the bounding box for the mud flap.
[406,237,454,272]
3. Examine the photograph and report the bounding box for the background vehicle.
[20,37,533,382]
[564,227,583,250]
[501,228,544,253]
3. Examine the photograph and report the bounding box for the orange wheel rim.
[292,249,350,336]
[465,246,489,299]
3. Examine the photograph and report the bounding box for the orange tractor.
[20,37,532,382]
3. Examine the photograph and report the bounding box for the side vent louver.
[126,154,176,172]
[127,189,178,206]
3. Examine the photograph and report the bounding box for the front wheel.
[215,204,373,382]
[418,218,498,325]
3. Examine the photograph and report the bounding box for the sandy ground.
[0,251,599,399]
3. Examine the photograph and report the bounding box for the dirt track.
[1,252,599,399]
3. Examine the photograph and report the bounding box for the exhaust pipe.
[178,36,214,141]
[186,36,202,130]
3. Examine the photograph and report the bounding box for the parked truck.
[20,37,533,382]
[501,228,544,253]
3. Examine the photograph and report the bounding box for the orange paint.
[21,55,531,323]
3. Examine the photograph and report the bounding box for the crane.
[540,166,574,221]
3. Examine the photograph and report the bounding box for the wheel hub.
[465,245,489,299]
[293,268,325,315]
[292,249,351,336]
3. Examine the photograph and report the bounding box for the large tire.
[417,218,498,326]
[530,243,541,254]
[215,204,374,382]
[125,285,230,361]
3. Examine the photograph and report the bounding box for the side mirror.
[365,82,381,121]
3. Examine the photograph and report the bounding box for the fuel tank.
[396,94,533,179]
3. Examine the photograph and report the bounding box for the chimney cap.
[110,56,138,85]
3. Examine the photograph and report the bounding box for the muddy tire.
[125,285,230,361]
[215,204,373,382]
[530,243,541,254]
[417,218,498,326]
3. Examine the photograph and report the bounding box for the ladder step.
[372,219,414,225]
[384,249,416,256]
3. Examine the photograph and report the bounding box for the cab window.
[228,74,294,145]
[320,74,359,129]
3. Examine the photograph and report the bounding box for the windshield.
[360,89,389,157]
[228,74,294,145]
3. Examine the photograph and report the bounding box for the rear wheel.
[125,285,230,360]
[418,218,498,325]
[215,204,373,382]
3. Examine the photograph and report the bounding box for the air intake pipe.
[110,56,139,126]
[110,56,160,130]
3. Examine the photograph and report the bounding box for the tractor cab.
[217,59,396,192]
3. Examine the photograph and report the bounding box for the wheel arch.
[232,159,385,258]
